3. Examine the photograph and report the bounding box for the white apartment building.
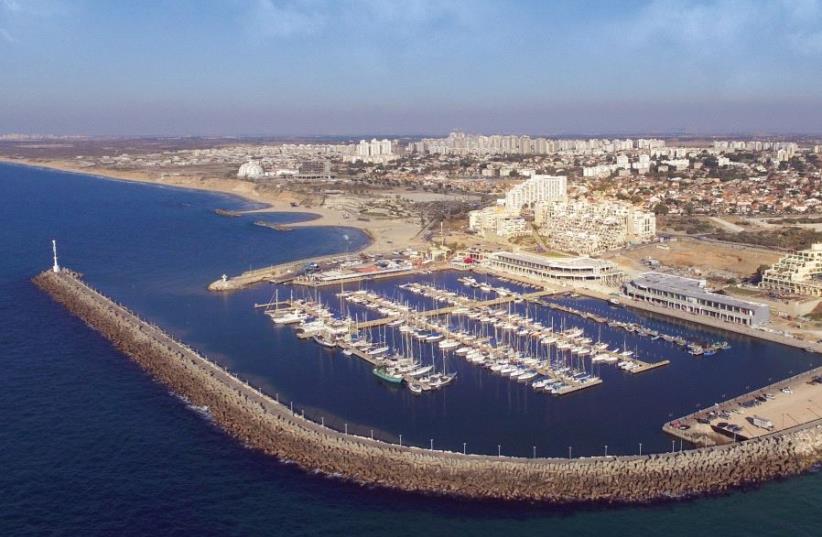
[354,138,396,163]
[468,206,528,239]
[760,243,822,296]
[583,164,618,178]
[534,200,656,255]
[504,175,567,211]
[616,154,630,169]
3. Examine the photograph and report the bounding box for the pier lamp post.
[498,444,501,458]
[430,438,434,451]
[672,440,675,453]
[533,446,536,459]
[568,446,572,459]
[370,429,374,440]
[463,442,467,455]
[639,443,642,456]
[604,445,608,457]
[345,423,348,435]
[290,402,294,414]
[399,434,402,447]
[321,417,324,427]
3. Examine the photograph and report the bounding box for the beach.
[0,156,425,255]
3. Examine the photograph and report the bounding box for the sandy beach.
[0,156,425,255]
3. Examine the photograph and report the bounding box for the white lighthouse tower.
[52,239,61,273]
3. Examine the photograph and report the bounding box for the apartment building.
[760,243,822,297]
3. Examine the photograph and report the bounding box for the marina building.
[484,251,622,284]
[623,272,770,326]
[760,244,822,297]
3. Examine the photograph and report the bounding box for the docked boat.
[438,339,460,350]
[688,344,705,356]
[313,333,337,348]
[408,365,433,377]
[373,366,403,384]
[367,345,390,356]
[269,311,307,325]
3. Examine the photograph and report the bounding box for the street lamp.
[463,442,467,455]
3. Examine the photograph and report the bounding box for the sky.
[1,0,822,136]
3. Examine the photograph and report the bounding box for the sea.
[3,161,822,536]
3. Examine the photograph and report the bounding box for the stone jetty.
[34,268,822,504]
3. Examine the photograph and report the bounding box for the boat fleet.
[547,297,731,357]
[263,273,734,398]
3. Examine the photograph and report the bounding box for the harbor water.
[4,162,822,535]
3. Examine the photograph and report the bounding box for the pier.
[33,267,822,504]
[664,365,822,447]
[353,289,559,329]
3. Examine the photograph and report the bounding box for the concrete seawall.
[34,268,822,504]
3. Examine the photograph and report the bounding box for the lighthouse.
[52,239,61,273]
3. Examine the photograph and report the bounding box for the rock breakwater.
[33,269,822,504]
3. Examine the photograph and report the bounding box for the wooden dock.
[354,289,559,330]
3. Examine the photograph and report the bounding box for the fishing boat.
[373,366,403,384]
[408,382,423,394]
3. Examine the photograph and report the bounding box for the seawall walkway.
[34,268,822,504]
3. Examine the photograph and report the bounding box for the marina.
[262,271,676,400]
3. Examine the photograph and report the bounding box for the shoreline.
[0,156,423,255]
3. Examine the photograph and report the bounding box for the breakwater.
[34,268,822,504]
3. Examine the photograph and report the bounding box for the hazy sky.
[2,0,822,136]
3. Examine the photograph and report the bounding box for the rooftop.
[629,272,767,310]
[489,251,616,270]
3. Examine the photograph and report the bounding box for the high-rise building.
[504,175,567,211]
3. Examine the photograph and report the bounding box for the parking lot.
[669,371,822,445]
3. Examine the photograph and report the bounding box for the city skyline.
[2,0,822,135]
